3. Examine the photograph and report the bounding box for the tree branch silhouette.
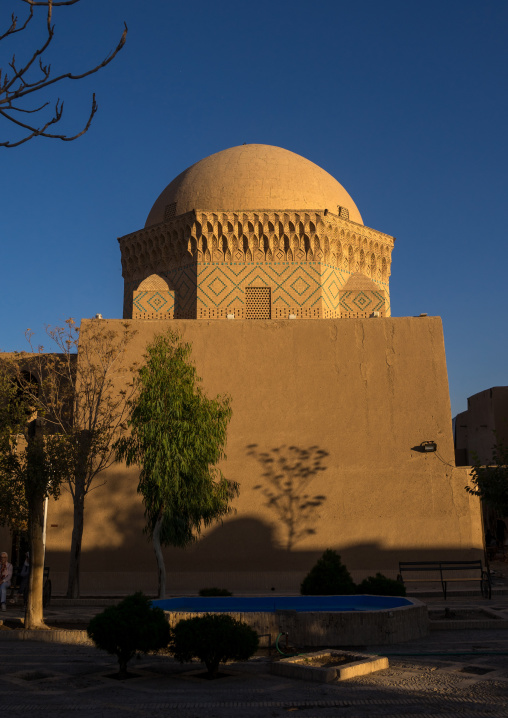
[247,444,328,550]
[0,0,127,147]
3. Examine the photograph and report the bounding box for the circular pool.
[154,595,428,646]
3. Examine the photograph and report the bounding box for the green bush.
[300,549,355,595]
[198,587,233,596]
[172,613,259,676]
[87,592,170,677]
[356,572,407,596]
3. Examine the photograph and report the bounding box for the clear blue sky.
[1,0,507,417]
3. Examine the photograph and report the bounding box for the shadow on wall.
[47,510,483,578]
[46,467,147,573]
[172,264,197,318]
[176,517,483,572]
[246,444,328,550]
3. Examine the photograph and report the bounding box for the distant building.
[454,387,508,466]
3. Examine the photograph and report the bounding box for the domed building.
[38,144,483,597]
[119,145,394,321]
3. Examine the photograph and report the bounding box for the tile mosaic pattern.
[120,208,394,319]
[339,289,386,318]
[131,262,389,319]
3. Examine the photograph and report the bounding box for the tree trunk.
[66,472,86,598]
[67,431,91,599]
[25,496,46,629]
[118,657,128,678]
[153,515,166,599]
[206,659,220,677]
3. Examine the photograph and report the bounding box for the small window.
[245,286,271,319]
[164,202,177,221]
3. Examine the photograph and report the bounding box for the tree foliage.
[356,572,406,597]
[87,592,170,678]
[466,441,508,517]
[1,0,127,147]
[300,549,356,595]
[4,318,136,598]
[172,613,259,677]
[115,329,238,598]
[0,362,68,627]
[0,367,30,531]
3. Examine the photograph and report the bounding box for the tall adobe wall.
[45,317,482,595]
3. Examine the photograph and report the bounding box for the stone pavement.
[1,593,508,717]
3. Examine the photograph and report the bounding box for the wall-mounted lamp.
[421,441,437,452]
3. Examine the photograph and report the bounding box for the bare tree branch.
[21,1,80,6]
[0,0,127,147]
[0,7,33,42]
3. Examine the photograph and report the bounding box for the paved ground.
[1,591,508,717]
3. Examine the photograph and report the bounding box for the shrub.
[199,587,233,596]
[300,549,355,595]
[87,592,170,677]
[356,572,407,596]
[172,613,259,676]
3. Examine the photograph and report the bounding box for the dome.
[145,144,363,227]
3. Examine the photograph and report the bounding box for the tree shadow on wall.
[246,444,328,551]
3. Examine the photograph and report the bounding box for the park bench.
[398,560,491,600]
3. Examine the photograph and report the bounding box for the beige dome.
[145,144,363,227]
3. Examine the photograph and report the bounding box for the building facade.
[39,145,483,595]
[455,387,508,466]
[120,145,394,322]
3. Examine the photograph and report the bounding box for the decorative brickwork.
[119,209,394,320]
[245,286,271,319]
[164,202,177,221]
[339,272,388,318]
[132,274,175,320]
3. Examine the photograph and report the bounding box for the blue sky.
[1,0,507,417]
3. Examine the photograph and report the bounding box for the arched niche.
[133,274,175,320]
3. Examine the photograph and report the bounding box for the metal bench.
[398,560,491,600]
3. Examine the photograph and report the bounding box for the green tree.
[172,613,259,677]
[0,368,29,533]
[466,441,508,517]
[87,592,170,678]
[300,549,356,595]
[115,330,238,599]
[0,366,67,627]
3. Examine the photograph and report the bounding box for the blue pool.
[153,595,412,613]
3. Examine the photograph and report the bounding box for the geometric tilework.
[339,289,386,317]
[197,262,322,318]
[133,290,174,319]
[119,207,394,319]
[130,264,388,320]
